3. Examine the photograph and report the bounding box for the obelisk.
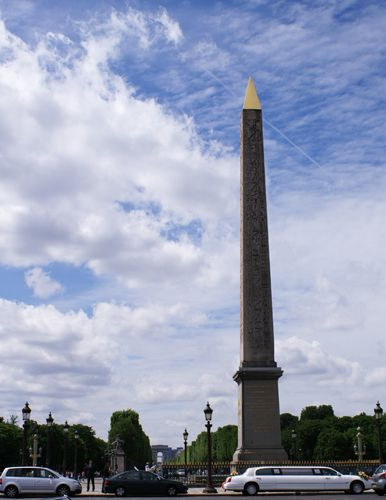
[232,78,287,462]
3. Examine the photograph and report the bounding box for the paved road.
[60,495,378,500]
[8,494,380,500]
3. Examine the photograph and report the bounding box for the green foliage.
[0,421,22,471]
[0,419,107,473]
[282,405,385,461]
[174,425,237,463]
[300,405,335,421]
[108,409,152,468]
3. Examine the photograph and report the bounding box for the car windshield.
[375,465,386,474]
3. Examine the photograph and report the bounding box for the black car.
[102,470,188,496]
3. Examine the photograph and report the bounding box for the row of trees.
[2,404,384,470]
[0,408,152,472]
[173,405,385,463]
[0,417,107,473]
[281,405,385,461]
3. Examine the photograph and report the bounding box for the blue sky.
[0,0,386,449]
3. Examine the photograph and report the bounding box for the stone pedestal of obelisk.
[232,78,287,462]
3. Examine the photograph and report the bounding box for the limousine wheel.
[244,482,259,495]
[350,481,364,494]
[115,487,126,496]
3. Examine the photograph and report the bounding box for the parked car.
[373,465,386,481]
[0,466,82,498]
[372,465,386,496]
[102,469,188,496]
[222,466,370,495]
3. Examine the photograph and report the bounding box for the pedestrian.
[102,464,111,479]
[85,460,96,492]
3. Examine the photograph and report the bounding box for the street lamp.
[46,412,54,467]
[22,402,31,465]
[62,421,69,475]
[291,429,297,461]
[354,426,366,462]
[374,401,384,464]
[183,429,189,471]
[74,430,79,479]
[203,402,217,494]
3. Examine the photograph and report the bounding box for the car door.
[280,468,317,491]
[254,468,278,491]
[33,468,57,492]
[120,470,143,495]
[141,471,163,494]
[321,468,347,490]
[17,468,36,493]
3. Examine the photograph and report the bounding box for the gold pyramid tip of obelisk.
[243,76,262,110]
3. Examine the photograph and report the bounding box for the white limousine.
[222,466,371,495]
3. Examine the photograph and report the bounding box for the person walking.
[85,460,96,492]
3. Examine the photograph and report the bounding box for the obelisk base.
[232,366,288,462]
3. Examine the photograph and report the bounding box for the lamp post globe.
[21,402,31,465]
[22,402,31,422]
[204,402,213,422]
[374,401,384,464]
[203,402,217,494]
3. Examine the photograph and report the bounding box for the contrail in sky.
[205,69,322,168]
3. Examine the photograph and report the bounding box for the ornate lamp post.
[203,402,217,494]
[29,434,42,466]
[46,412,54,467]
[183,429,189,472]
[354,426,366,462]
[22,402,31,465]
[62,421,69,474]
[374,401,384,464]
[291,429,297,461]
[74,430,79,479]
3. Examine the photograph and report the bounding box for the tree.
[108,409,151,468]
[300,405,334,421]
[0,421,22,471]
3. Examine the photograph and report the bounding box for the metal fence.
[161,460,380,487]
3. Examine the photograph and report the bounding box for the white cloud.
[25,267,64,298]
[154,7,183,45]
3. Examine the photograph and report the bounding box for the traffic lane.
[4,494,379,499]
[58,494,378,500]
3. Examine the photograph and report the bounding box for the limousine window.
[321,468,338,476]
[282,468,314,475]
[255,468,282,476]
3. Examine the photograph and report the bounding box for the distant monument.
[110,437,125,472]
[232,78,287,462]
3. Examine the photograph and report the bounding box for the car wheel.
[115,487,126,497]
[350,481,364,494]
[56,484,71,496]
[167,486,177,496]
[4,486,19,498]
[244,482,259,496]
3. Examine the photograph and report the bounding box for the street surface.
[3,493,380,499]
